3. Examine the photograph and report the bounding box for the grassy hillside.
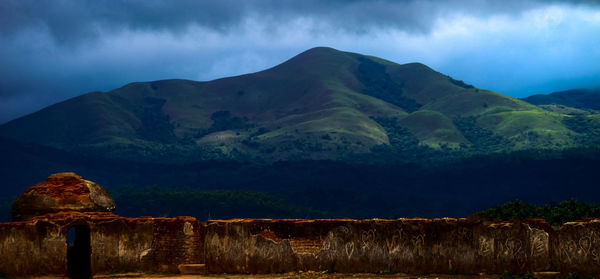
[0,47,597,162]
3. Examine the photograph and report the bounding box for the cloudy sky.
[1,0,600,124]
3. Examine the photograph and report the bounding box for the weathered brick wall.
[144,217,205,273]
[90,216,205,273]
[2,215,600,276]
[205,219,354,273]
[205,218,559,275]
[0,220,66,275]
[0,212,205,276]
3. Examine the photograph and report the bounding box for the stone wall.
[205,218,555,274]
[89,215,205,274]
[0,212,205,276]
[555,219,600,274]
[2,216,600,276]
[89,215,154,273]
[203,218,598,276]
[0,220,65,275]
[142,217,205,273]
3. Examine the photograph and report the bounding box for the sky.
[1,0,600,124]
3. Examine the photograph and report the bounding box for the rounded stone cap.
[12,172,116,221]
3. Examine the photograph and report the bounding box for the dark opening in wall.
[67,225,91,279]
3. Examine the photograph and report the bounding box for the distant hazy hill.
[522,88,600,111]
[1,47,598,163]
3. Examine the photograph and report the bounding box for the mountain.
[2,47,592,163]
[2,47,600,220]
[522,88,600,111]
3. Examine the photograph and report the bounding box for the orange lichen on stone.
[25,173,90,199]
[31,211,125,226]
[208,217,466,225]
[562,218,600,227]
[11,172,116,221]
[23,212,203,228]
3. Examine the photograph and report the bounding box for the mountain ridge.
[0,47,597,162]
[522,88,600,111]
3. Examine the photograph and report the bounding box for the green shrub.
[479,199,600,226]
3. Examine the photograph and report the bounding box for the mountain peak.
[301,46,342,55]
[266,46,356,75]
[284,46,347,63]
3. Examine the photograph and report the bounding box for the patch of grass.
[378,269,393,275]
[479,110,569,137]
[261,107,389,148]
[423,89,534,117]
[398,110,467,146]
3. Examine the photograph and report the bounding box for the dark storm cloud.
[0,0,599,123]
[0,0,249,46]
[4,0,599,43]
[0,0,572,43]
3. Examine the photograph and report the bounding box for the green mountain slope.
[0,47,594,162]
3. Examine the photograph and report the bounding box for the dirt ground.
[30,271,563,279]
[30,274,495,279]
[93,274,499,279]
[91,271,534,279]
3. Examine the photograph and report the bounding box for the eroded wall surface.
[90,216,205,273]
[0,212,205,276]
[0,220,66,275]
[143,217,205,273]
[2,216,600,276]
[205,218,556,274]
[555,219,600,274]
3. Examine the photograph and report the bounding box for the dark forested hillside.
[2,134,600,222]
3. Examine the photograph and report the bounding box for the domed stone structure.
[11,172,116,221]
